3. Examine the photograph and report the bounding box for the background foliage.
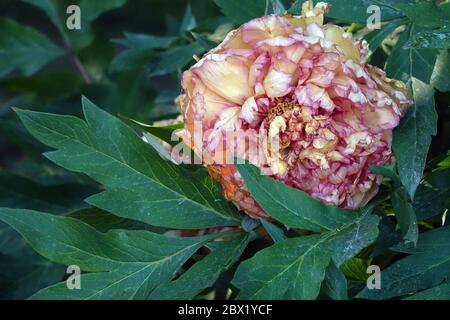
[0,0,449,300]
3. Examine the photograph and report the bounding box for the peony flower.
[177,1,413,219]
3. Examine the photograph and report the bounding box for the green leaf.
[120,116,183,147]
[391,187,418,245]
[237,163,356,232]
[259,219,287,243]
[0,252,65,300]
[329,209,380,266]
[149,234,252,300]
[0,72,83,103]
[0,18,65,77]
[232,234,332,300]
[404,281,450,300]
[269,0,285,15]
[431,50,450,92]
[23,0,127,50]
[78,33,115,81]
[289,0,405,23]
[214,0,266,24]
[438,151,450,169]
[15,96,242,229]
[406,30,450,49]
[322,261,348,300]
[180,4,197,34]
[111,33,176,72]
[77,0,127,21]
[386,24,438,85]
[372,162,418,245]
[364,20,402,53]
[107,72,154,119]
[148,42,204,77]
[340,257,370,282]
[392,1,450,28]
[232,210,379,299]
[391,226,450,254]
[113,33,176,49]
[413,169,450,220]
[392,78,437,199]
[66,207,164,233]
[0,208,228,299]
[0,170,93,214]
[356,249,450,300]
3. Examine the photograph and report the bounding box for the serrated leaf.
[392,78,437,199]
[232,210,379,299]
[15,96,242,229]
[237,163,356,232]
[0,18,65,77]
[322,261,348,300]
[0,208,229,299]
[149,234,251,300]
[232,234,332,300]
[214,0,266,24]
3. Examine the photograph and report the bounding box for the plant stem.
[72,55,92,84]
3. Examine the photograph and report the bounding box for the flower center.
[266,99,338,174]
[268,100,299,124]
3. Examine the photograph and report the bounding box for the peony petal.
[263,68,293,98]
[241,15,293,45]
[193,53,254,104]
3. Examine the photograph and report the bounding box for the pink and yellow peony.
[177,1,412,219]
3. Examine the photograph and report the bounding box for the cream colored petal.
[193,53,253,104]
[263,68,292,98]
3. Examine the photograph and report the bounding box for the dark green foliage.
[0,0,449,300]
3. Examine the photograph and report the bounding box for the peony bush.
[0,0,449,301]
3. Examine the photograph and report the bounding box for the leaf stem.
[72,55,92,84]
